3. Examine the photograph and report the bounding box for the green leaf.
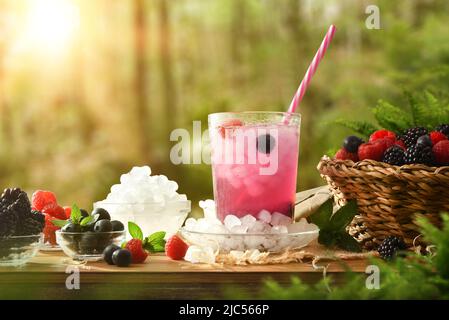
[51,219,69,228]
[70,204,82,224]
[332,119,378,138]
[317,229,336,247]
[372,100,413,133]
[330,200,358,231]
[143,231,167,253]
[336,232,362,252]
[147,231,166,243]
[128,222,143,240]
[310,199,334,229]
[80,216,93,226]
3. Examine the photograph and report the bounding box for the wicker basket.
[317,156,449,249]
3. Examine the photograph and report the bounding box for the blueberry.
[111,220,125,231]
[112,249,132,267]
[343,136,364,153]
[417,135,432,147]
[79,232,98,254]
[103,244,120,265]
[92,208,111,221]
[80,209,89,218]
[257,134,275,154]
[61,223,81,233]
[94,219,113,233]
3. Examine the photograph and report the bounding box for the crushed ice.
[182,199,319,255]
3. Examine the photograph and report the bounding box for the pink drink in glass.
[209,112,300,222]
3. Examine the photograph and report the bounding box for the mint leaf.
[143,231,167,253]
[148,231,166,243]
[336,232,362,252]
[70,204,82,224]
[128,222,143,240]
[330,200,358,231]
[80,216,93,226]
[310,199,333,229]
[51,219,69,228]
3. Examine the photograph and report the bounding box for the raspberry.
[433,140,449,166]
[358,142,385,161]
[125,239,148,263]
[218,119,243,138]
[42,204,66,220]
[369,129,396,143]
[63,206,72,219]
[32,190,57,211]
[335,148,358,162]
[373,138,395,153]
[165,235,189,260]
[395,140,406,150]
[430,131,447,146]
[43,214,60,246]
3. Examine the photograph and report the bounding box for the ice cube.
[209,224,228,234]
[184,245,216,264]
[130,166,151,177]
[230,225,248,234]
[244,180,264,197]
[184,218,197,230]
[240,214,256,228]
[257,210,272,224]
[270,212,292,226]
[262,236,277,250]
[248,220,270,233]
[244,235,264,249]
[224,215,241,230]
[271,225,288,234]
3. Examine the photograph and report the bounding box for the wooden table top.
[0,251,368,299]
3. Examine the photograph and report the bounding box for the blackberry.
[378,236,406,260]
[0,207,18,237]
[382,146,405,166]
[435,124,449,137]
[402,127,428,148]
[15,217,44,236]
[0,188,44,237]
[404,144,434,166]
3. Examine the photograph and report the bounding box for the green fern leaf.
[372,100,413,133]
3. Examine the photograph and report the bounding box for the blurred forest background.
[1,0,449,213]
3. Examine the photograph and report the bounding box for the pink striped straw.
[286,25,336,117]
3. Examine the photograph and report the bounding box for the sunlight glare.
[23,0,80,55]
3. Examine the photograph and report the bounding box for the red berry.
[373,137,395,153]
[42,204,66,220]
[218,119,243,138]
[32,190,57,211]
[369,130,396,143]
[430,131,447,146]
[63,206,72,219]
[165,235,189,260]
[395,140,406,150]
[125,239,148,263]
[43,214,60,246]
[358,142,385,161]
[433,140,449,165]
[335,148,358,162]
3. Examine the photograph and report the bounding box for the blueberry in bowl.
[55,207,126,261]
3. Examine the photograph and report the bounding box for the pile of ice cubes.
[182,200,318,259]
[94,166,190,237]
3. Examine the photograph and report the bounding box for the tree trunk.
[158,0,176,136]
[133,0,151,162]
